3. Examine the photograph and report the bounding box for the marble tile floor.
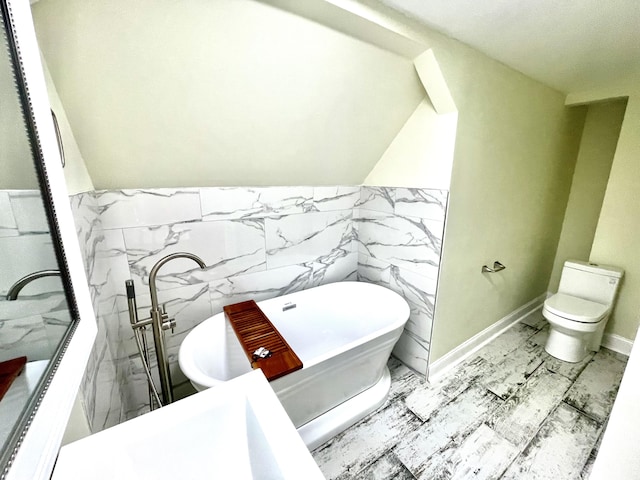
[312,310,629,479]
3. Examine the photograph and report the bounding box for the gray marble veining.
[0,314,52,362]
[70,192,128,431]
[0,192,17,237]
[68,185,448,423]
[123,219,267,292]
[313,186,360,212]
[200,186,314,221]
[355,187,446,377]
[265,210,354,269]
[358,186,396,213]
[0,191,62,299]
[394,188,448,221]
[96,188,201,229]
[356,209,442,280]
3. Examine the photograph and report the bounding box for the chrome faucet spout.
[148,252,206,312]
[6,269,61,300]
[147,252,206,405]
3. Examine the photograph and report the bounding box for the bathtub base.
[298,367,391,451]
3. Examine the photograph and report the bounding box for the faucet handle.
[159,303,176,333]
[161,317,177,332]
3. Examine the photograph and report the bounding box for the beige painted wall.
[364,98,457,189]
[1,30,38,189]
[31,0,424,189]
[341,1,587,362]
[548,100,626,292]
[430,59,585,361]
[364,49,458,189]
[41,57,94,195]
[588,94,640,340]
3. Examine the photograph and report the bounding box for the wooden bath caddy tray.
[223,300,302,381]
[0,356,27,402]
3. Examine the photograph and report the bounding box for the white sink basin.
[52,370,324,479]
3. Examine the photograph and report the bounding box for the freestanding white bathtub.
[179,281,410,449]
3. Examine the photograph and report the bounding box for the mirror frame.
[1,1,96,479]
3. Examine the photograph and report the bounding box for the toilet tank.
[558,260,624,305]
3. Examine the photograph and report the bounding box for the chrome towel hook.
[482,261,506,273]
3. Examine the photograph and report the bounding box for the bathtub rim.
[178,281,410,388]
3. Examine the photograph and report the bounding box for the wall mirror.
[0,2,83,477]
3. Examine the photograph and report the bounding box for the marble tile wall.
[356,187,448,375]
[0,190,60,296]
[70,187,361,420]
[69,192,127,431]
[68,185,448,426]
[0,190,70,364]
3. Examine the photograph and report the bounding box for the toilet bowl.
[542,260,623,363]
[542,294,609,362]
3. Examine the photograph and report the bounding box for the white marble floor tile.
[404,383,450,423]
[394,385,503,477]
[489,367,573,447]
[580,417,608,479]
[313,323,627,480]
[345,452,415,480]
[500,403,601,480]
[526,325,550,347]
[519,309,548,331]
[541,348,594,381]
[482,341,544,400]
[434,355,494,399]
[312,401,422,480]
[526,325,597,380]
[564,348,628,423]
[387,357,425,404]
[475,323,538,365]
[417,424,519,480]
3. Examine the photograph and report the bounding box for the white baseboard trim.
[428,293,547,382]
[602,333,634,356]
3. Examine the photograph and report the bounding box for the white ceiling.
[378,0,640,94]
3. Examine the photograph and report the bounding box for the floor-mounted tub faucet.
[127,252,207,407]
[148,252,207,405]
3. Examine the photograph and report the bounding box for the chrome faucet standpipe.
[130,252,207,406]
[148,252,206,405]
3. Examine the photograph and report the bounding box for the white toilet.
[543,260,624,363]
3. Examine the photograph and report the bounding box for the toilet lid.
[544,293,609,323]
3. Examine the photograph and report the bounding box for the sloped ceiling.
[32,0,425,189]
[379,0,640,93]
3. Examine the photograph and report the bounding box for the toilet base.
[544,326,597,363]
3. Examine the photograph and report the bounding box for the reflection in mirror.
[0,4,74,471]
